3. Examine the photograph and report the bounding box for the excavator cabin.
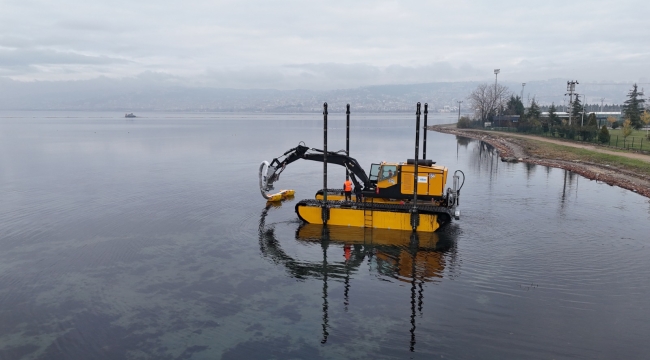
[370,160,448,203]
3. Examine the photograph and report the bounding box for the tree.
[607,116,618,127]
[527,97,541,121]
[587,113,598,127]
[467,83,510,121]
[548,103,561,125]
[623,84,646,130]
[622,119,633,140]
[598,125,610,144]
[505,95,525,116]
[642,111,650,126]
[641,111,650,139]
[571,96,584,125]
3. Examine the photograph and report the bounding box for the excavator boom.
[260,144,371,198]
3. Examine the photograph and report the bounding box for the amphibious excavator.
[259,103,464,232]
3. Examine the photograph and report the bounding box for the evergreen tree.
[506,95,525,116]
[527,98,541,120]
[598,125,610,144]
[571,96,584,124]
[623,84,646,130]
[587,113,598,127]
[548,103,561,125]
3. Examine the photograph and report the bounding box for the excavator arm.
[260,143,371,198]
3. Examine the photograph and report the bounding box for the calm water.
[1,112,649,359]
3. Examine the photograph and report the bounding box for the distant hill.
[0,77,637,112]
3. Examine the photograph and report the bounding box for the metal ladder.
[363,197,373,228]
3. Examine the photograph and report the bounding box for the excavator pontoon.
[259,103,464,232]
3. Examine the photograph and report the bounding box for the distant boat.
[125,113,136,118]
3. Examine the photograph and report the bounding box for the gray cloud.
[0,0,648,89]
[0,49,129,67]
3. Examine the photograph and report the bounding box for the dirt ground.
[430,125,650,199]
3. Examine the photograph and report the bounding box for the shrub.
[579,129,596,142]
[542,122,549,133]
[457,116,472,129]
[611,121,619,129]
[598,125,610,144]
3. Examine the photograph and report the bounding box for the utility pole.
[494,69,500,126]
[457,100,463,122]
[565,80,578,125]
[578,94,585,126]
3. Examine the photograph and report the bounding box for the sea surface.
[1,111,649,359]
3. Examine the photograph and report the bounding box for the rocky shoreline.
[430,125,650,199]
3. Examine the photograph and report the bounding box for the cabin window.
[369,163,380,181]
[379,165,397,180]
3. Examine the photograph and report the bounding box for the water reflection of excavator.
[258,203,458,351]
[259,103,464,232]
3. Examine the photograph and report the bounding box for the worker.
[388,169,393,178]
[343,178,353,201]
[354,185,362,202]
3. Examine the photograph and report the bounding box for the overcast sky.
[1,0,648,90]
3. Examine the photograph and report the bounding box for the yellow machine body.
[295,202,442,232]
[304,161,453,232]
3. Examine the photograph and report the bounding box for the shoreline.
[430,124,650,199]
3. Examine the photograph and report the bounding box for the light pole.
[520,83,526,101]
[494,69,500,126]
[457,100,463,122]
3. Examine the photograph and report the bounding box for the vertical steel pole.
[423,103,428,160]
[346,104,350,156]
[322,102,329,224]
[411,103,421,231]
[346,104,350,180]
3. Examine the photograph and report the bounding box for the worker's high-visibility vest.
[344,180,352,191]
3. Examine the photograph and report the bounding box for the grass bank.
[518,138,650,177]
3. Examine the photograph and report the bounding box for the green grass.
[605,129,649,151]
[524,139,650,177]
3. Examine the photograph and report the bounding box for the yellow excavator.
[259,103,464,232]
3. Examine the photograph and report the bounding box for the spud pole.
[346,104,350,179]
[411,103,421,231]
[322,102,329,224]
[423,103,428,160]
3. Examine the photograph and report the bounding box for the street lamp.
[494,69,500,126]
[521,83,526,101]
[457,100,463,122]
